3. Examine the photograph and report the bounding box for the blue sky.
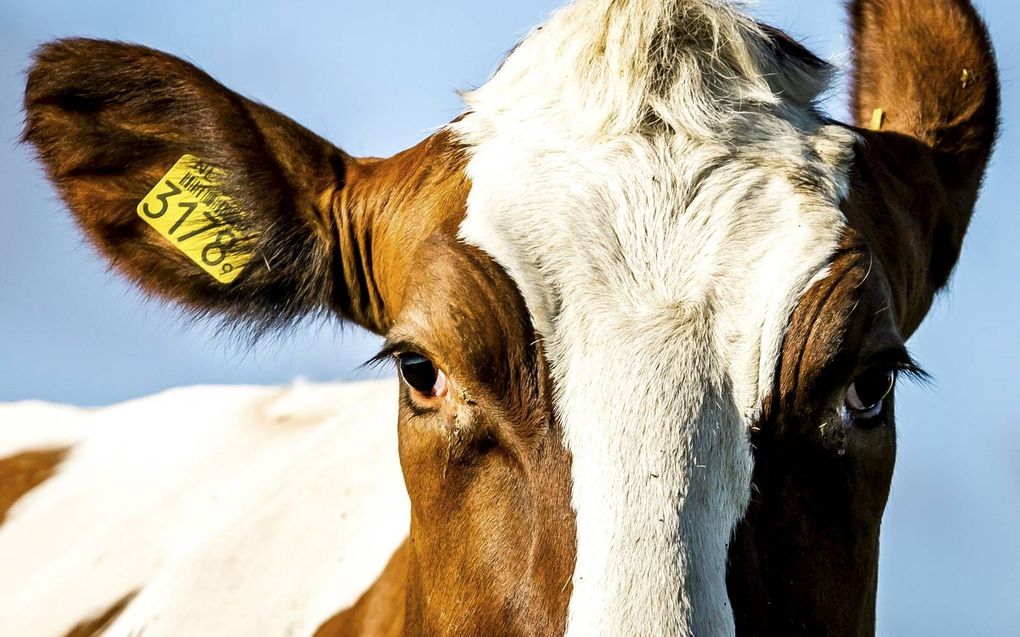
[1,1,1017,633]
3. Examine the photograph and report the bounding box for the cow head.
[23,0,998,634]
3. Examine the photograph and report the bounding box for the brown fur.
[728,235,900,634]
[725,4,998,630]
[24,40,347,334]
[23,39,466,336]
[393,240,575,636]
[0,447,69,527]
[20,0,999,634]
[849,0,999,335]
[62,591,138,637]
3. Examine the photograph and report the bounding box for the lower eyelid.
[854,400,884,420]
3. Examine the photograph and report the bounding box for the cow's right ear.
[24,39,464,335]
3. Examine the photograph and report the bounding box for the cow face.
[23,0,997,635]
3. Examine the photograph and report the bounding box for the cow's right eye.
[397,353,448,399]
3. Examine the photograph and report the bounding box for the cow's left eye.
[845,367,896,421]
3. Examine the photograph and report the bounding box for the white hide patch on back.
[453,0,856,635]
[0,380,407,637]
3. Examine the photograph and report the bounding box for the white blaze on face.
[454,0,856,634]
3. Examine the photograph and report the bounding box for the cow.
[1,0,998,634]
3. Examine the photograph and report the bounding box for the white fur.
[454,0,856,634]
[0,380,407,637]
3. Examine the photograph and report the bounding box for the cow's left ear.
[24,38,459,336]
[847,0,999,337]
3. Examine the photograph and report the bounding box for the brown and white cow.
[2,0,998,634]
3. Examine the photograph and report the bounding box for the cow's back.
[0,380,408,637]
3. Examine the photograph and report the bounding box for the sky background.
[1,1,1016,633]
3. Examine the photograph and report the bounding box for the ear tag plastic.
[869,108,885,131]
[137,155,253,284]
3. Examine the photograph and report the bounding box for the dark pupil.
[398,353,438,394]
[855,368,895,408]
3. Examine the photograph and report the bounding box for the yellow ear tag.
[869,108,885,131]
[137,155,253,284]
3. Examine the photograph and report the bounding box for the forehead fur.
[452,0,856,411]
[457,0,834,141]
[450,1,858,634]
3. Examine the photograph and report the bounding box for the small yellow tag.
[137,155,253,284]
[869,108,885,131]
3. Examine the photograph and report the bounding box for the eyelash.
[367,345,930,426]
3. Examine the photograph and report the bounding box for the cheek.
[396,405,454,508]
[395,395,484,501]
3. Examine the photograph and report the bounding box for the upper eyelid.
[859,347,926,375]
[364,337,442,370]
[859,346,911,370]
[854,347,931,389]
[361,339,414,369]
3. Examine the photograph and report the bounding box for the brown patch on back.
[314,541,409,637]
[0,447,69,526]
[62,590,138,637]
